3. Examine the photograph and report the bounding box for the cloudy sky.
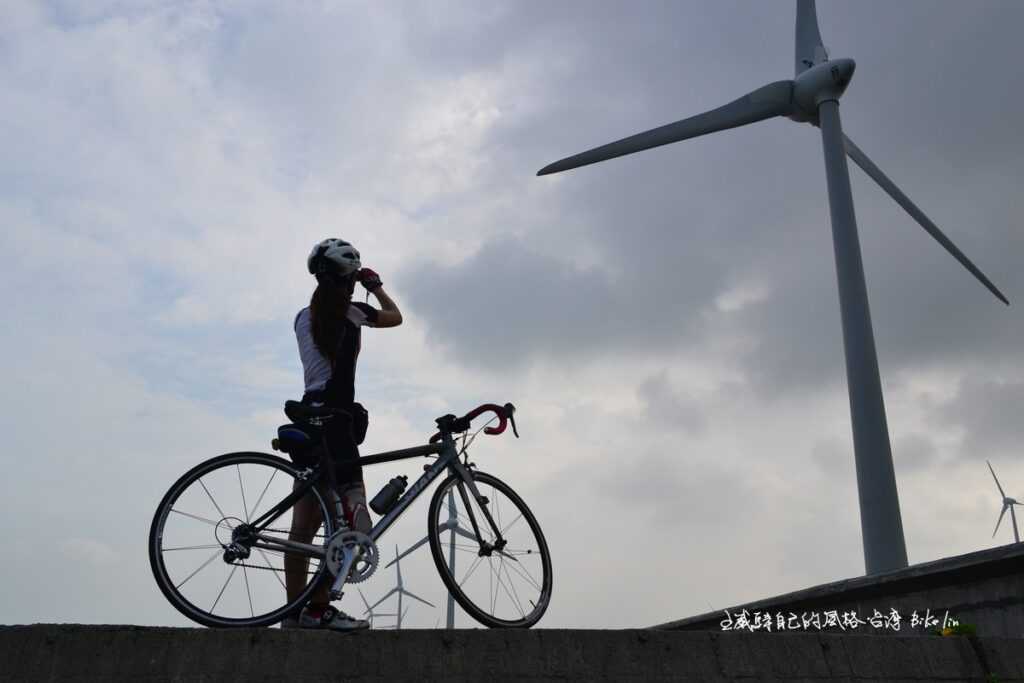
[3,0,1023,629]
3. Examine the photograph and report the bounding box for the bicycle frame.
[239,430,506,597]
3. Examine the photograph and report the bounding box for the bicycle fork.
[449,460,509,557]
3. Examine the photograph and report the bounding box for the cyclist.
[282,238,403,630]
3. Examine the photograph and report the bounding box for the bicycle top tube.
[357,442,441,467]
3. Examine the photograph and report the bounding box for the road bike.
[148,401,552,629]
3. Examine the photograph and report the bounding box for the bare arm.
[372,287,402,328]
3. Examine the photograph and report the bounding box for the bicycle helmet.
[308,238,361,277]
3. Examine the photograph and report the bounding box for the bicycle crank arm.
[328,549,359,600]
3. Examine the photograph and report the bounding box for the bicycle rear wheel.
[149,452,334,627]
[427,471,552,628]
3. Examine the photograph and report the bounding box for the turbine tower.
[537,1,1008,574]
[386,489,474,628]
[988,460,1021,544]
[366,546,435,630]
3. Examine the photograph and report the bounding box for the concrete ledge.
[3,624,1023,682]
[654,543,1024,637]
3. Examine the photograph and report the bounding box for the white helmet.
[307,238,361,277]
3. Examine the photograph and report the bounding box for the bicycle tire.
[427,471,552,628]
[148,451,334,628]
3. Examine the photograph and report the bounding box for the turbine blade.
[993,504,1008,537]
[386,537,429,567]
[367,588,398,611]
[843,135,1010,305]
[453,526,479,543]
[537,80,794,176]
[988,460,1007,497]
[795,0,828,76]
[1011,504,1020,543]
[400,588,436,608]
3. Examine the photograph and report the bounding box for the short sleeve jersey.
[294,302,379,405]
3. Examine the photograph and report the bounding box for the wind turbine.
[987,460,1021,544]
[537,1,1008,575]
[366,546,435,630]
[357,588,397,629]
[386,489,474,628]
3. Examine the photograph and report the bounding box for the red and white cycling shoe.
[298,604,369,631]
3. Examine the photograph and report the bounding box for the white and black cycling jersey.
[294,302,379,404]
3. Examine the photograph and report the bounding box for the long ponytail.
[309,274,355,367]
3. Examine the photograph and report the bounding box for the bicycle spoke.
[489,557,496,615]
[459,556,484,588]
[237,465,250,523]
[162,544,224,552]
[242,565,254,618]
[451,542,484,552]
[496,549,520,563]
[170,508,233,530]
[492,485,501,531]
[176,549,223,590]
[501,512,524,536]
[198,477,230,525]
[248,469,279,522]
[456,511,483,539]
[255,548,287,591]
[499,557,527,618]
[501,553,542,592]
[211,564,238,613]
[489,556,524,618]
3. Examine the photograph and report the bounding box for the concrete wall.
[2,624,1023,682]
[656,543,1024,639]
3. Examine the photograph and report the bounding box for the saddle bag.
[274,423,322,467]
[351,402,368,446]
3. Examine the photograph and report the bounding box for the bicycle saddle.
[284,400,339,423]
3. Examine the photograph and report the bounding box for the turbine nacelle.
[791,58,856,121]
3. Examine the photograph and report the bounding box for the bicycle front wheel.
[149,452,334,627]
[427,471,552,628]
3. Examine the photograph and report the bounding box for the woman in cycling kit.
[282,238,403,630]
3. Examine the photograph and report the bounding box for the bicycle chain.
[219,528,328,574]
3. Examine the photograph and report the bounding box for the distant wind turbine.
[988,460,1021,544]
[357,588,397,629]
[366,546,435,630]
[386,489,473,628]
[537,0,1009,575]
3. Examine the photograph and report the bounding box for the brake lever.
[504,402,519,438]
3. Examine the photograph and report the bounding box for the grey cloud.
[637,373,706,435]
[894,433,938,472]
[934,378,1024,460]
[811,436,853,479]
[399,230,734,370]
[594,450,759,532]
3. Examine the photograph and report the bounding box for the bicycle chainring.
[324,530,378,584]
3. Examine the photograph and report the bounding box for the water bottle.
[370,475,408,515]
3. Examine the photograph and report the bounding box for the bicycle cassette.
[324,530,378,584]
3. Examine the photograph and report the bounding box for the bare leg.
[285,481,325,606]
